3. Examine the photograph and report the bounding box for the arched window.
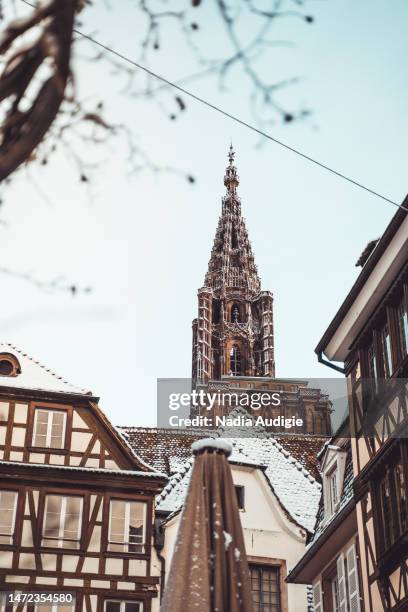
[231,303,240,322]
[230,345,242,376]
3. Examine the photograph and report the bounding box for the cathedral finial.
[228,143,235,166]
[224,144,239,194]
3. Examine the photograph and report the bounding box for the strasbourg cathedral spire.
[192,145,275,387]
[191,146,332,436]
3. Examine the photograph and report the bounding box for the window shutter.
[346,544,361,612]
[312,580,322,612]
[337,553,347,612]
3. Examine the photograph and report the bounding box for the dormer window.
[0,353,20,377]
[327,466,339,516]
[322,446,347,520]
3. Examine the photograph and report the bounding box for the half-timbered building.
[0,343,166,612]
[313,198,408,611]
[287,417,363,612]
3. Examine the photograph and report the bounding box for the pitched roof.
[0,342,91,396]
[120,415,327,533]
[120,426,327,482]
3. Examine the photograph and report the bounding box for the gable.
[231,464,304,540]
[0,395,154,473]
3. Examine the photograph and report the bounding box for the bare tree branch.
[0,0,80,180]
[0,266,92,295]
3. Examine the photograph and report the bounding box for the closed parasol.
[161,438,253,612]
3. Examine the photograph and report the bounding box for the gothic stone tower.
[192,146,275,388]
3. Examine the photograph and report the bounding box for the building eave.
[0,384,98,403]
[315,198,408,363]
[0,460,167,492]
[287,498,356,584]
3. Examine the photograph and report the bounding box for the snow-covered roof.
[0,343,91,396]
[150,409,322,533]
[0,460,167,478]
[119,426,326,482]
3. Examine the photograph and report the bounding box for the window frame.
[32,598,77,612]
[33,409,67,450]
[372,442,408,561]
[102,493,152,559]
[27,402,72,454]
[326,466,339,517]
[103,601,144,612]
[249,562,282,612]
[397,290,408,360]
[234,485,245,511]
[39,491,86,551]
[322,547,361,612]
[380,323,393,378]
[360,282,408,392]
[229,344,242,376]
[248,557,287,612]
[0,488,19,547]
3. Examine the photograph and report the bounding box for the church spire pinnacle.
[224,144,239,195]
[191,145,275,387]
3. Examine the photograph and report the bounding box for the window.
[326,467,339,517]
[312,581,322,612]
[250,565,281,612]
[35,600,75,612]
[333,555,347,612]
[398,300,408,358]
[0,490,18,544]
[381,324,393,377]
[42,495,82,549]
[376,455,408,554]
[33,409,67,449]
[234,485,245,511]
[104,602,143,612]
[322,548,361,612]
[367,343,378,393]
[331,574,341,612]
[230,345,242,376]
[104,602,142,612]
[346,545,361,612]
[108,500,146,553]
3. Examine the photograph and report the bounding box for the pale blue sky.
[0,0,407,425]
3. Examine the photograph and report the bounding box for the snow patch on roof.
[0,460,167,478]
[115,426,159,472]
[0,343,91,395]
[156,409,321,532]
